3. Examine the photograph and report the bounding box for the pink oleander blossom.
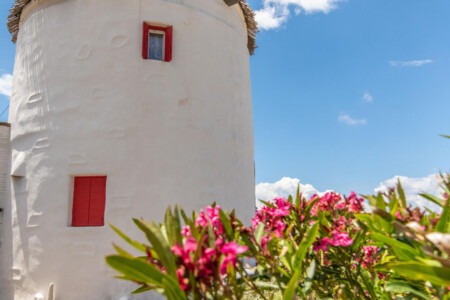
[195,205,224,236]
[361,245,380,268]
[181,225,192,237]
[219,241,248,274]
[314,231,353,252]
[330,230,353,247]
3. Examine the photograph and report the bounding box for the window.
[142,23,173,62]
[71,176,107,227]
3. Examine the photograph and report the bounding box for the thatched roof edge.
[239,0,258,55]
[7,0,258,54]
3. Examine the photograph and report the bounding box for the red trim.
[164,26,173,62]
[142,23,150,59]
[142,22,173,62]
[150,25,167,32]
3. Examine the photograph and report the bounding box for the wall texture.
[0,123,12,299]
[3,0,254,299]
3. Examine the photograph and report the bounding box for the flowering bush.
[106,174,450,299]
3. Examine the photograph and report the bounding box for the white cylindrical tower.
[3,0,257,299]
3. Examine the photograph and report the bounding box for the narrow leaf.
[109,224,147,253]
[420,193,444,207]
[133,219,177,278]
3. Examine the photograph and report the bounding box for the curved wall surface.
[5,0,254,298]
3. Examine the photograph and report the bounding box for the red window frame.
[72,176,107,227]
[142,23,173,62]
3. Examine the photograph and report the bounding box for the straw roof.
[7,0,258,54]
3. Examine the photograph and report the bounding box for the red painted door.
[88,176,107,226]
[72,177,91,226]
[71,176,107,227]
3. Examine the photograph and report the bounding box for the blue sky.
[0,0,449,200]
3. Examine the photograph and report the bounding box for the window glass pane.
[149,33,164,61]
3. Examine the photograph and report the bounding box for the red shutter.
[72,177,91,226]
[164,26,173,62]
[142,22,150,59]
[88,176,107,226]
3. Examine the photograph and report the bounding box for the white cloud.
[255,174,444,212]
[255,177,332,207]
[374,174,443,211]
[362,92,373,103]
[255,0,345,30]
[0,74,13,97]
[389,59,433,67]
[338,113,367,126]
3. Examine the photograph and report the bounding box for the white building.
[0,0,257,299]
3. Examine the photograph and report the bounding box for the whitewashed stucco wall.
[4,0,254,299]
[0,123,12,299]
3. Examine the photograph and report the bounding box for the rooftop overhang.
[7,0,258,54]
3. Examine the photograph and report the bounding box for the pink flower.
[313,237,332,252]
[181,225,192,237]
[176,267,189,291]
[361,245,380,268]
[221,241,248,255]
[252,197,292,237]
[171,238,198,270]
[184,238,197,252]
[219,241,248,274]
[195,205,224,236]
[330,230,353,247]
[215,238,224,249]
[348,192,364,213]
[261,236,270,249]
[275,219,286,237]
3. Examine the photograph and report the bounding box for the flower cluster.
[108,171,450,300]
[252,197,291,238]
[170,205,248,292]
[310,191,364,216]
[313,230,353,252]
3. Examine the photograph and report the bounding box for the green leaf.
[385,281,431,300]
[436,198,450,233]
[370,232,418,260]
[258,200,276,208]
[303,259,316,294]
[162,277,188,300]
[360,269,377,299]
[109,224,147,253]
[133,219,177,278]
[367,194,386,211]
[255,223,265,245]
[355,214,377,232]
[420,193,444,207]
[280,255,292,274]
[397,180,407,209]
[304,197,318,217]
[105,255,165,286]
[219,209,234,240]
[112,243,133,258]
[179,207,199,239]
[386,261,450,287]
[131,285,153,294]
[388,192,399,216]
[207,221,215,248]
[165,206,182,246]
[295,185,301,209]
[440,134,450,139]
[283,269,302,300]
[292,223,319,270]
